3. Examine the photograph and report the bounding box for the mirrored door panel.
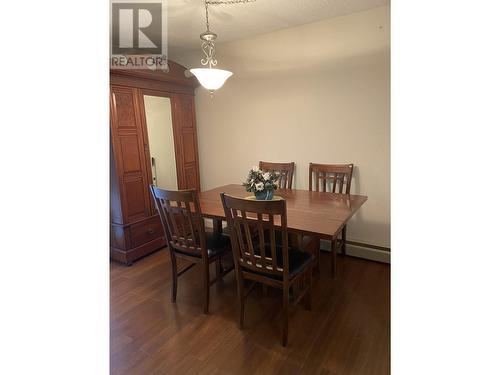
[143,95,178,190]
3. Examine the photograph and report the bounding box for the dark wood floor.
[111,249,390,375]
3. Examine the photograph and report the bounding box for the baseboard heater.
[320,239,390,264]
[207,219,390,264]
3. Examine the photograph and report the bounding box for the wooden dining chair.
[308,163,354,276]
[259,161,295,189]
[150,186,233,314]
[220,193,314,347]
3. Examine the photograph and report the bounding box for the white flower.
[255,182,264,191]
[252,166,260,172]
[262,172,270,181]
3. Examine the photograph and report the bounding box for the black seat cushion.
[174,232,230,259]
[243,244,314,281]
[206,232,231,258]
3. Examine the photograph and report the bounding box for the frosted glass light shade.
[190,68,233,91]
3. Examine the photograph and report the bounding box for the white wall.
[171,6,390,248]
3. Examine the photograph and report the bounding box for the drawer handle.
[147,228,154,234]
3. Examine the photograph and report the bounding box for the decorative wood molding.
[110,60,199,95]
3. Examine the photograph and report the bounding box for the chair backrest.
[309,163,354,194]
[150,185,207,258]
[259,161,295,189]
[220,193,289,279]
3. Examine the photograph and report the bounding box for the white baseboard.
[320,239,390,264]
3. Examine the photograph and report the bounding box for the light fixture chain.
[203,0,255,31]
[206,0,256,5]
[204,0,210,32]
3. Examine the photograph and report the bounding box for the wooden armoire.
[110,61,201,265]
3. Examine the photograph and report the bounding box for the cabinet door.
[110,85,152,223]
[172,95,201,191]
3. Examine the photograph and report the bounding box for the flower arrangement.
[243,167,279,200]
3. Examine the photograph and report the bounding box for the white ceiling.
[167,0,389,51]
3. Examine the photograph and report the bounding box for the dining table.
[198,184,367,275]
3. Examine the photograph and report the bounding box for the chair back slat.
[221,194,288,278]
[309,163,354,194]
[259,161,295,189]
[256,212,266,265]
[268,213,279,270]
[338,176,344,194]
[241,210,256,265]
[150,186,207,258]
[232,209,248,264]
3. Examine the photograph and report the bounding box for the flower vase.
[254,189,274,200]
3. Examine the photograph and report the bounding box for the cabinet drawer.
[130,216,163,248]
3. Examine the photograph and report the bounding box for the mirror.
[143,95,178,190]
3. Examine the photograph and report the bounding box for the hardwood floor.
[111,249,390,374]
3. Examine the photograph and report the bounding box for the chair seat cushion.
[206,232,231,258]
[175,232,230,259]
[243,245,314,281]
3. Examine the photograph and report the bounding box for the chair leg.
[237,276,245,329]
[314,237,321,276]
[306,268,312,311]
[341,225,347,255]
[170,252,178,303]
[282,284,289,347]
[303,235,320,276]
[216,257,223,281]
[203,261,210,314]
[331,238,337,278]
[262,284,268,295]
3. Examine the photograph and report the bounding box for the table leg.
[331,237,337,278]
[341,225,347,255]
[301,235,320,275]
[212,218,223,235]
[290,233,300,248]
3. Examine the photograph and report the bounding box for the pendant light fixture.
[190,0,255,95]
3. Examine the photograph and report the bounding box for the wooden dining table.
[198,184,367,274]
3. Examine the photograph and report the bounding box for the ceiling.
[167,0,389,51]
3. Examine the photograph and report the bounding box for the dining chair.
[308,163,354,276]
[150,185,233,314]
[258,161,296,266]
[259,161,295,189]
[220,193,314,347]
